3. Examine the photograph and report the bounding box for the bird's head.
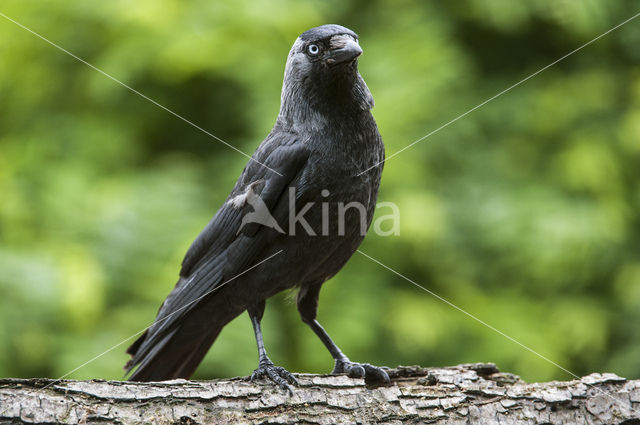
[292,24,362,71]
[279,24,374,123]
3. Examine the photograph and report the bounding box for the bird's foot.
[333,359,390,385]
[250,361,298,394]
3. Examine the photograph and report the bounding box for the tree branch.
[1,364,638,424]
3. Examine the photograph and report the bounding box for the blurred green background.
[1,0,640,383]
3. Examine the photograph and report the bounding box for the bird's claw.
[250,362,298,394]
[333,360,390,385]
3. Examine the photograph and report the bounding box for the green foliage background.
[1,0,640,382]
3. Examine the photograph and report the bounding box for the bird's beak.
[326,37,362,66]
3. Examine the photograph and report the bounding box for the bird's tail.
[125,328,220,381]
[125,298,244,381]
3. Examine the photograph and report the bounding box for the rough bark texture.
[1,364,639,424]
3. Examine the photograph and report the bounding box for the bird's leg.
[297,284,390,385]
[248,301,297,393]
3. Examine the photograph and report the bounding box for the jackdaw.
[125,24,388,390]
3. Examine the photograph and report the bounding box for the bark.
[1,363,639,424]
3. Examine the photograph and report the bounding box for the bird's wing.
[180,133,307,276]
[125,131,309,372]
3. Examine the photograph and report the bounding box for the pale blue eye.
[307,44,319,55]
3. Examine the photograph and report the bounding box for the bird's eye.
[307,44,320,55]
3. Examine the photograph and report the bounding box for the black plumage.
[125,24,387,390]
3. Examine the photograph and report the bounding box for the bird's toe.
[332,359,364,378]
[362,363,391,385]
[346,363,365,378]
[274,366,299,385]
[333,360,390,385]
[250,363,297,394]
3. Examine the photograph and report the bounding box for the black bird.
[125,24,387,390]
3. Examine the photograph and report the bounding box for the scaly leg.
[297,284,390,385]
[248,300,297,393]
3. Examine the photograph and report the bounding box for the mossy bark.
[1,364,638,424]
